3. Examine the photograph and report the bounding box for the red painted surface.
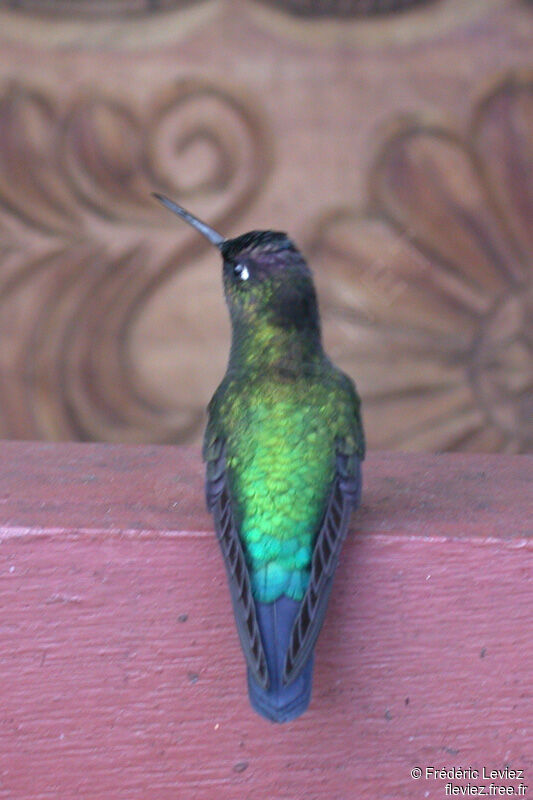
[0,443,531,800]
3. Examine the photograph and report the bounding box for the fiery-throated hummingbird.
[154,193,365,723]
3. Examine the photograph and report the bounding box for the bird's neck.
[228,319,324,379]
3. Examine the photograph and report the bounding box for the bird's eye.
[233,263,250,282]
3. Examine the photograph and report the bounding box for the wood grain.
[0,443,531,799]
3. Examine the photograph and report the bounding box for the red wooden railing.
[0,442,531,799]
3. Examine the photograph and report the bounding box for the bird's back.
[226,378,336,603]
[208,363,362,603]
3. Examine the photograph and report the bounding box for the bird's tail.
[247,596,314,723]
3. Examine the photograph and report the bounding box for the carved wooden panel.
[0,0,531,451]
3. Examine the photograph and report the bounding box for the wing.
[205,437,269,690]
[283,445,362,685]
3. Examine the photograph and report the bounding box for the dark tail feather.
[247,596,314,723]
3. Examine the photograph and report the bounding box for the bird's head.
[153,194,320,338]
[219,230,319,334]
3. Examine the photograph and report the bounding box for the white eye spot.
[234,263,250,281]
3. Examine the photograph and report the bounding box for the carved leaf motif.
[0,85,77,235]
[63,97,149,223]
[0,80,270,443]
[311,74,533,454]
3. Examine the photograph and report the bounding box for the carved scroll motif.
[0,80,270,443]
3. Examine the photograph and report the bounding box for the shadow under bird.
[154,193,365,723]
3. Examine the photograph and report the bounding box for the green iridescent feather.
[206,367,362,602]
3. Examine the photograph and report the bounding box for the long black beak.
[152,193,225,248]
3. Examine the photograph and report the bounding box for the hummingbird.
[154,193,365,723]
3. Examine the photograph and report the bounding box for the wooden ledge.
[0,441,530,540]
[0,442,531,799]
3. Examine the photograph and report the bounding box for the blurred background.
[0,0,530,452]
